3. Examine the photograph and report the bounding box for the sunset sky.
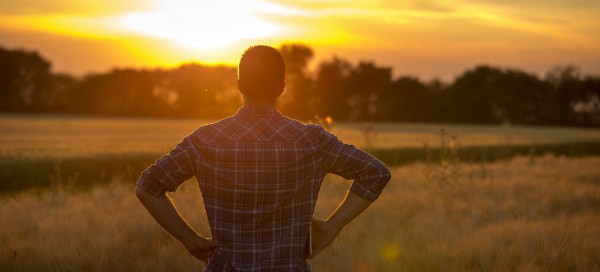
[1,0,599,80]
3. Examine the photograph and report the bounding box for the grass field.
[1,155,599,271]
[1,115,600,270]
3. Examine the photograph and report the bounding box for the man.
[135,45,391,271]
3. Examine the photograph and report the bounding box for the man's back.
[192,106,322,271]
[138,106,390,271]
[136,46,391,272]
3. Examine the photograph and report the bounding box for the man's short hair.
[238,45,286,100]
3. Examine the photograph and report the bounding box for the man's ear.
[237,79,245,95]
[275,80,285,96]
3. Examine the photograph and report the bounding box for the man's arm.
[309,128,392,258]
[135,185,216,262]
[310,190,372,257]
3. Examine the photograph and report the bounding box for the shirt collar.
[236,105,282,118]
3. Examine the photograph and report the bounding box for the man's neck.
[243,95,278,108]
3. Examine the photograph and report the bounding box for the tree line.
[1,44,599,127]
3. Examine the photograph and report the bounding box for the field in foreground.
[1,155,599,271]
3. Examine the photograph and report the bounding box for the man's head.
[238,45,286,103]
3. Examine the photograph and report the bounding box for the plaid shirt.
[137,106,391,271]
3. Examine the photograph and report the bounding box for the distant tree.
[345,61,392,121]
[313,57,353,120]
[2,43,599,126]
[380,76,438,122]
[443,66,502,123]
[40,73,77,113]
[425,78,447,122]
[0,46,55,112]
[65,64,238,118]
[496,69,547,125]
[65,69,171,116]
[576,75,600,126]
[278,44,315,119]
[166,63,237,118]
[443,65,546,125]
[427,78,447,94]
[542,66,599,126]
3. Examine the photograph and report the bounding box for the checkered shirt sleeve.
[136,136,197,197]
[319,130,391,201]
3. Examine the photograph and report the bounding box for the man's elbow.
[135,184,167,200]
[135,184,156,201]
[382,166,392,182]
[376,165,392,193]
[135,185,147,199]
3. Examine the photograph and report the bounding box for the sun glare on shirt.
[120,0,292,49]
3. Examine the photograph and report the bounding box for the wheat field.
[1,155,599,271]
[3,115,600,160]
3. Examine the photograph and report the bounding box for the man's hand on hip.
[309,191,373,258]
[183,235,217,264]
[310,219,341,258]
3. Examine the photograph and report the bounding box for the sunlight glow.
[120,0,294,49]
[2,0,598,78]
[0,15,123,40]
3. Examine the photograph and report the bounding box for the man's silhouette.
[136,45,391,271]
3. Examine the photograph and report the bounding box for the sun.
[120,0,289,49]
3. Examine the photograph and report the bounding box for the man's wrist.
[181,233,202,247]
[324,218,344,233]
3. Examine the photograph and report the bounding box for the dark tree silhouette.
[379,76,439,122]
[65,69,171,116]
[543,66,599,126]
[345,61,392,121]
[443,66,547,125]
[165,63,237,117]
[1,43,598,127]
[313,57,353,120]
[0,46,56,112]
[278,44,315,119]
